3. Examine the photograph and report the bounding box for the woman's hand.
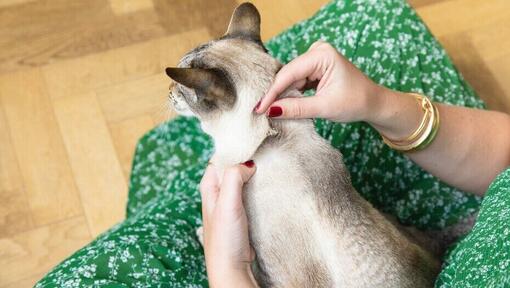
[200,161,258,288]
[254,40,510,195]
[255,41,383,123]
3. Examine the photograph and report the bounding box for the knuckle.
[199,180,210,194]
[314,40,332,50]
[311,40,327,49]
[224,167,243,182]
[292,102,304,118]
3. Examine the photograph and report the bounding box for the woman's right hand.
[255,41,384,123]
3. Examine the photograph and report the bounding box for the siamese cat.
[165,3,443,287]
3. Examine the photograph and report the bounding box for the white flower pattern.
[36,0,509,287]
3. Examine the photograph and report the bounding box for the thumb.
[219,162,256,209]
[267,96,321,119]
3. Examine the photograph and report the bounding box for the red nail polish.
[253,100,261,112]
[267,106,282,117]
[243,160,255,168]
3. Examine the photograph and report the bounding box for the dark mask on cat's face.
[165,2,281,120]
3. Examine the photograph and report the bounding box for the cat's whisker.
[152,99,176,125]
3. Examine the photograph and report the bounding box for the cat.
[165,3,441,287]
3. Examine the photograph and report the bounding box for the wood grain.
[154,0,238,38]
[0,272,46,288]
[439,33,510,113]
[0,99,33,237]
[0,187,33,238]
[109,115,156,180]
[96,74,172,123]
[415,0,510,37]
[0,1,509,286]
[0,0,167,74]
[0,101,23,193]
[244,0,328,41]
[52,93,128,237]
[0,69,83,227]
[109,0,154,15]
[486,55,510,113]
[0,216,90,286]
[42,28,210,100]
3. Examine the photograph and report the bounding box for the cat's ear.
[225,2,261,42]
[165,67,235,108]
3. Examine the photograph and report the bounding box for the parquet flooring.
[0,0,509,286]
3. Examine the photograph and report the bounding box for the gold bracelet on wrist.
[413,103,440,151]
[381,93,440,152]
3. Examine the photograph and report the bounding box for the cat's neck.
[206,89,273,168]
[207,89,314,169]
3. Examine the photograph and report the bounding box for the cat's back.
[244,121,439,287]
[245,123,347,286]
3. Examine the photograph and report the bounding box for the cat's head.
[165,3,282,165]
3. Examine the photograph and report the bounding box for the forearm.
[368,87,510,195]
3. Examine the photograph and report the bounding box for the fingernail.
[253,100,261,112]
[242,160,255,168]
[267,106,282,117]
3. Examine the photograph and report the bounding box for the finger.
[249,246,256,262]
[267,96,322,119]
[256,51,322,113]
[308,40,328,51]
[199,163,220,217]
[219,162,256,209]
[300,79,319,92]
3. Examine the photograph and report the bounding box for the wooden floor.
[0,0,509,287]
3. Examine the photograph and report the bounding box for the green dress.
[36,0,509,287]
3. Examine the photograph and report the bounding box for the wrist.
[208,264,257,288]
[366,87,424,140]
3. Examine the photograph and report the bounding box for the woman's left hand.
[200,161,258,288]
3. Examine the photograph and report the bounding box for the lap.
[37,1,489,287]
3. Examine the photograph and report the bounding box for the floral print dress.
[36,0,509,287]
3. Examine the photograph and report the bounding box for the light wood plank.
[0,0,35,9]
[0,188,33,237]
[0,272,45,288]
[408,0,452,8]
[487,55,510,113]
[153,0,237,38]
[0,216,90,286]
[0,102,23,193]
[468,19,510,62]
[415,0,510,37]
[438,33,509,113]
[0,100,33,237]
[109,0,154,15]
[53,93,128,236]
[42,28,210,100]
[244,0,328,41]
[109,115,155,180]
[96,73,173,123]
[0,0,166,74]
[0,69,83,227]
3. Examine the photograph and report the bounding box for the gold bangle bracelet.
[381,93,438,152]
[383,105,435,151]
[412,104,440,152]
[393,94,432,144]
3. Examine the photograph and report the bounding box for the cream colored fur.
[167,3,442,287]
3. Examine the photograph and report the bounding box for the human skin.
[203,40,510,286]
[256,41,510,196]
[200,162,259,288]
